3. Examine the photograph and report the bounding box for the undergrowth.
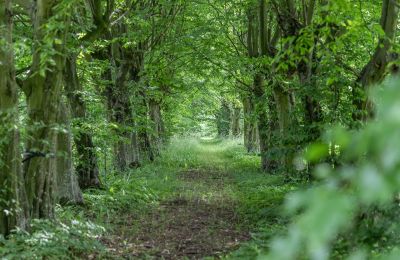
[0,215,105,259]
[0,138,301,259]
[214,139,300,259]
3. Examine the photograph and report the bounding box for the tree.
[0,0,27,236]
[230,102,241,137]
[216,99,231,137]
[64,55,101,189]
[354,0,400,120]
[22,0,69,219]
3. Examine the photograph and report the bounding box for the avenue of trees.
[1,0,400,258]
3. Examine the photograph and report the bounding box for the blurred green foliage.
[261,78,400,259]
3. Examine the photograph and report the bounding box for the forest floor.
[84,139,295,259]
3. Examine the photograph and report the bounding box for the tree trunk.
[23,0,65,219]
[269,0,317,171]
[105,62,135,171]
[354,0,400,120]
[216,100,231,137]
[297,37,322,140]
[137,90,155,162]
[129,51,145,164]
[242,94,259,153]
[231,106,241,137]
[64,55,101,189]
[56,102,84,204]
[103,45,143,169]
[273,84,294,168]
[267,91,280,170]
[253,73,271,171]
[0,0,27,235]
[149,98,165,155]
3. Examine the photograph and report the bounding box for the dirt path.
[103,141,251,259]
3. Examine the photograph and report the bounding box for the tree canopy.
[1,0,400,259]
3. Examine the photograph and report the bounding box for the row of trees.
[207,0,399,173]
[1,0,399,243]
[0,0,185,236]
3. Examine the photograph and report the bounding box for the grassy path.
[94,139,291,259]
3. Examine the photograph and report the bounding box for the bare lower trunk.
[242,94,259,153]
[149,99,165,155]
[64,55,101,189]
[56,102,83,204]
[304,94,322,139]
[230,106,241,137]
[129,51,145,164]
[216,100,231,137]
[253,73,270,171]
[130,130,141,166]
[273,84,294,168]
[103,53,141,170]
[267,92,279,170]
[24,121,58,219]
[137,91,155,162]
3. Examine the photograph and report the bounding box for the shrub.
[0,218,105,260]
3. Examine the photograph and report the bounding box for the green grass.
[89,137,299,258]
[139,138,297,258]
[1,138,300,259]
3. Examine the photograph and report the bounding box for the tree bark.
[0,0,27,236]
[273,83,294,168]
[242,94,259,153]
[23,0,65,219]
[216,100,231,137]
[271,0,319,171]
[129,51,145,164]
[137,90,155,162]
[104,61,135,171]
[253,73,271,171]
[64,55,101,189]
[354,0,400,120]
[55,102,84,204]
[230,105,241,137]
[244,5,262,155]
[257,0,279,171]
[149,98,165,155]
[101,43,143,170]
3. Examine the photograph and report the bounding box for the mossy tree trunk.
[246,1,274,170]
[0,0,27,236]
[264,0,316,172]
[105,60,134,171]
[216,100,231,138]
[354,0,400,120]
[149,98,165,156]
[23,0,66,219]
[64,55,101,189]
[55,102,83,204]
[102,41,144,170]
[137,90,155,162]
[242,94,259,153]
[230,105,241,137]
[253,73,271,171]
[128,58,144,165]
[272,84,294,168]
[296,0,321,142]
